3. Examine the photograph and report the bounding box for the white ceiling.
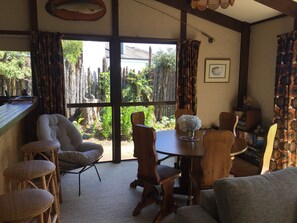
[215,0,282,23]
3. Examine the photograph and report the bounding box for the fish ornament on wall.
[45,0,106,21]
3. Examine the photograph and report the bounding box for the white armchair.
[36,114,104,196]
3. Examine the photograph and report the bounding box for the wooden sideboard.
[0,101,38,194]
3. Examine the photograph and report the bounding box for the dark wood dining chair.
[132,124,181,223]
[189,130,235,205]
[219,111,239,136]
[230,123,277,177]
[130,111,170,188]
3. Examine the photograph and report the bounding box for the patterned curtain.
[31,31,66,115]
[176,40,200,111]
[272,31,297,170]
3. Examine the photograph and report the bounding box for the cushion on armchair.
[37,113,83,151]
[59,148,102,165]
[214,167,297,223]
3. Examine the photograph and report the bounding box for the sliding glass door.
[62,40,177,162]
[120,42,177,160]
[62,40,112,162]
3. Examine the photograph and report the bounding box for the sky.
[125,43,176,53]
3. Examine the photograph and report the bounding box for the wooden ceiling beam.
[255,0,297,18]
[155,0,244,33]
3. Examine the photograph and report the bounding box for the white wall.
[119,0,180,38]
[248,16,294,127]
[0,0,30,50]
[187,14,241,128]
[0,0,29,31]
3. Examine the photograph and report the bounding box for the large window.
[0,51,32,97]
[120,42,177,160]
[62,40,177,162]
[62,40,112,161]
[63,40,110,104]
[120,43,176,103]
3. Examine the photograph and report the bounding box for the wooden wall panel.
[0,107,37,194]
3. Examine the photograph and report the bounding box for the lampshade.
[191,0,235,11]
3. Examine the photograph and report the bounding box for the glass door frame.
[64,34,178,163]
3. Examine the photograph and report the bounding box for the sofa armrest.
[200,189,219,221]
[214,167,297,223]
[176,205,218,223]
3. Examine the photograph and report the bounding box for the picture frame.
[204,58,230,83]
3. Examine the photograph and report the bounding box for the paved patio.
[99,140,135,162]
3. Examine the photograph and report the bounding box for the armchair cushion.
[59,148,102,166]
[37,114,82,151]
[78,142,103,152]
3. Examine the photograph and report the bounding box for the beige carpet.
[60,158,188,223]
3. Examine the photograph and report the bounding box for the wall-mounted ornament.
[191,0,235,11]
[45,0,106,21]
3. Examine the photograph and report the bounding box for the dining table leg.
[174,156,202,206]
[174,157,191,195]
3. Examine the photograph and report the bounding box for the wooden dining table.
[155,129,247,195]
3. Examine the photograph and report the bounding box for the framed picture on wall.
[204,58,230,83]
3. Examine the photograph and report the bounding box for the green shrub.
[100,107,112,139]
